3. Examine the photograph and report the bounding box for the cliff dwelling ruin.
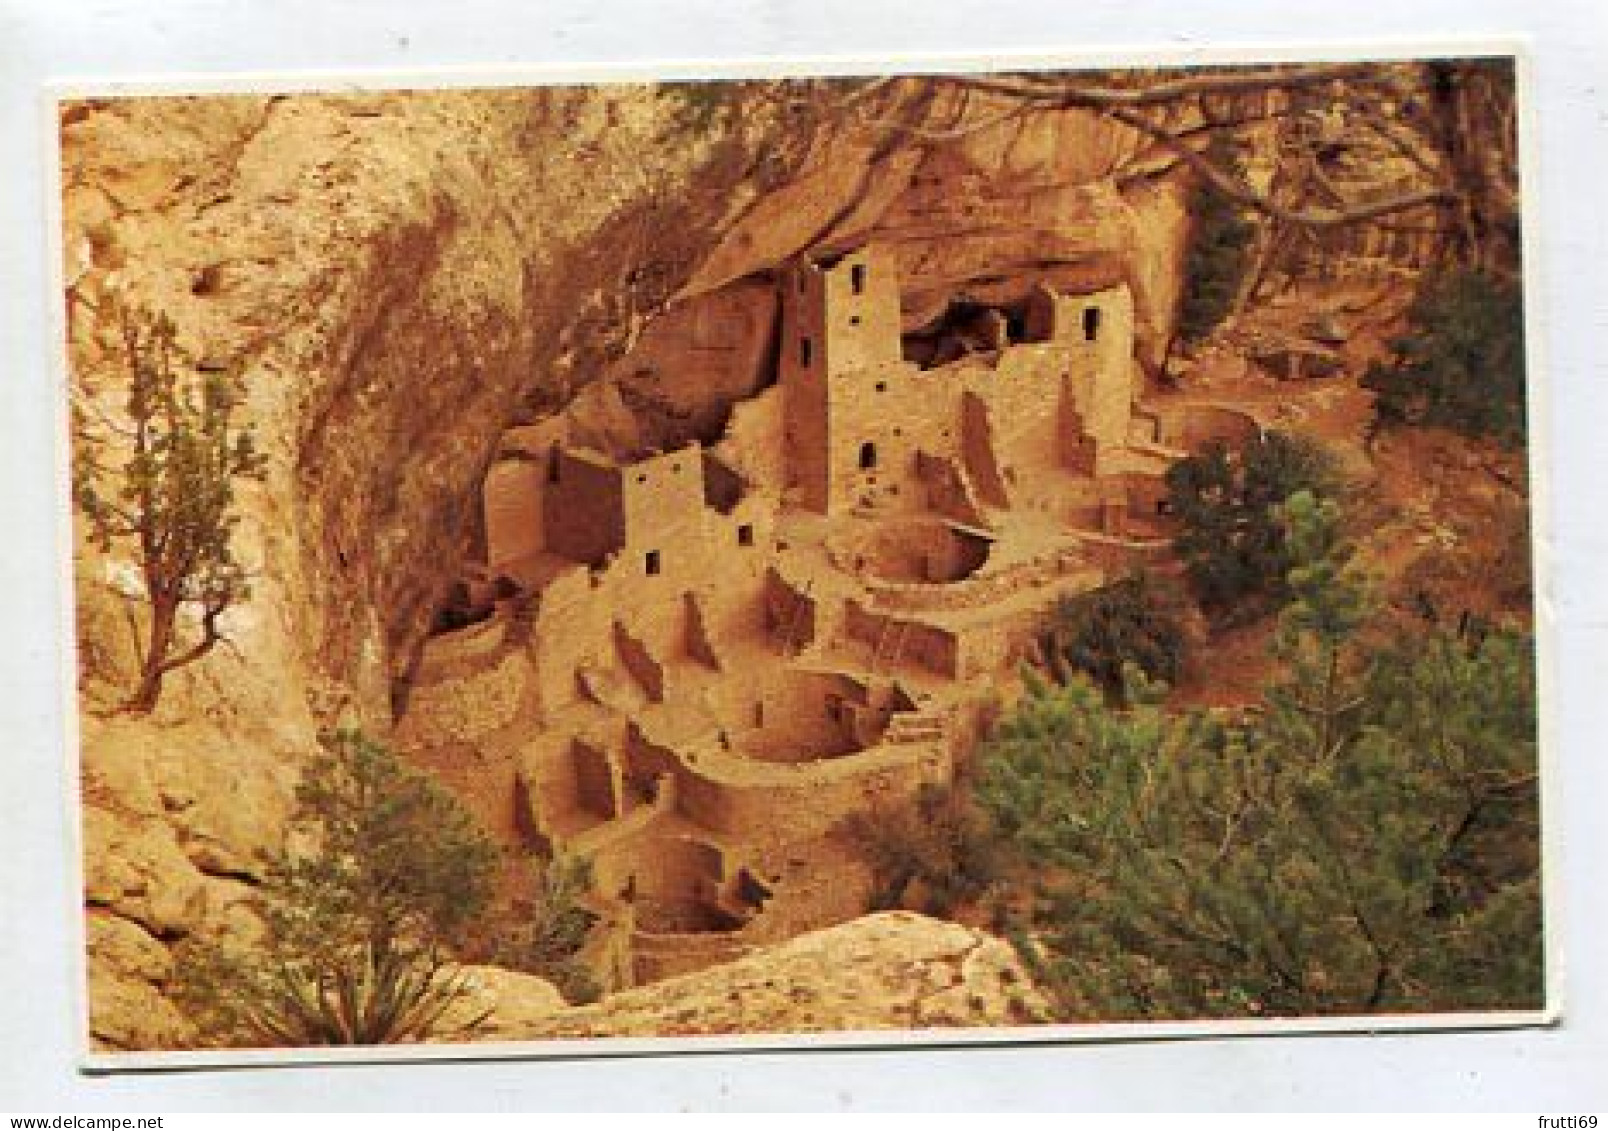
[400,243,1265,990]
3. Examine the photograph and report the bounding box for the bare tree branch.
[1112,108,1295,183]
[944,62,1377,110]
[888,67,1456,236]
[1103,103,1451,229]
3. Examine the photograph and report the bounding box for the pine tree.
[974,495,1541,1021]
[1261,489,1373,763]
[974,669,1238,1018]
[74,303,263,712]
[1360,626,1542,1009]
[174,728,501,1046]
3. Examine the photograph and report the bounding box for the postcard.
[57,51,1549,1067]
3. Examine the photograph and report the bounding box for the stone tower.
[779,245,904,513]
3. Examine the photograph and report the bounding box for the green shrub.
[498,854,603,1005]
[975,627,1540,1021]
[1040,571,1189,702]
[974,507,1539,1020]
[1362,269,1526,446]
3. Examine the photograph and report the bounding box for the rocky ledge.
[445,912,1049,1044]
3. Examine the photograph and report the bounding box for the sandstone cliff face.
[63,80,1187,1050]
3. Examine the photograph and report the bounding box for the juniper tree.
[73,304,263,712]
[174,728,501,1046]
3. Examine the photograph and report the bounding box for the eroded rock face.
[84,910,195,1051]
[65,87,818,721]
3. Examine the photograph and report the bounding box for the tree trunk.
[126,592,176,713]
[1233,219,1289,317]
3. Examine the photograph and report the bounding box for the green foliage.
[1164,430,1340,623]
[974,666,1205,872]
[174,728,501,1047]
[974,510,1541,1020]
[1262,490,1375,761]
[840,784,1003,917]
[1362,269,1526,446]
[73,303,263,712]
[1276,493,1369,643]
[1361,627,1541,948]
[497,854,603,1005]
[1040,570,1189,702]
[1176,133,1257,346]
[979,636,1540,1020]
